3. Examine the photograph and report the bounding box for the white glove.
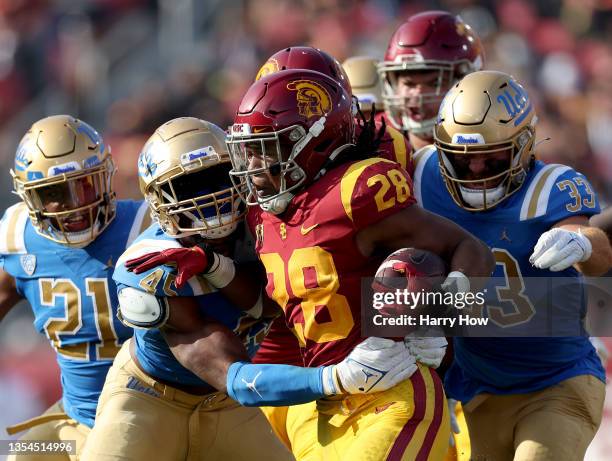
[448,398,460,447]
[530,228,592,272]
[441,271,470,294]
[323,337,417,395]
[404,334,447,368]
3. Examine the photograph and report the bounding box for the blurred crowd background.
[0,0,610,459]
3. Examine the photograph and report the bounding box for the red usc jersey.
[355,115,414,177]
[252,317,304,366]
[247,158,416,367]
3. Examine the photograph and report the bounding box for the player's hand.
[529,228,592,272]
[404,333,447,368]
[448,398,460,447]
[125,245,212,289]
[327,337,417,395]
[440,271,470,294]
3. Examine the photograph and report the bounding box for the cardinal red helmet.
[255,46,352,96]
[227,69,354,214]
[378,11,484,135]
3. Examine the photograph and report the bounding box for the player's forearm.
[163,322,249,391]
[226,362,332,406]
[560,225,612,276]
[590,209,612,245]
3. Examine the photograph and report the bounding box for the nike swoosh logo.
[300,223,319,235]
[375,402,395,414]
[253,127,267,133]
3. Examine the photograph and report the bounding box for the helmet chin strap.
[260,192,294,215]
[459,184,505,209]
[403,114,436,136]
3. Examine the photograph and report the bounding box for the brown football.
[372,248,447,315]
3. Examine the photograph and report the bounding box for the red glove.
[125,245,212,289]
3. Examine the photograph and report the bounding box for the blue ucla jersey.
[113,223,272,388]
[413,147,605,403]
[0,200,151,427]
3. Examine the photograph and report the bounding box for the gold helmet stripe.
[520,164,571,221]
[0,203,28,254]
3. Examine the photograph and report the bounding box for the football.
[372,248,448,315]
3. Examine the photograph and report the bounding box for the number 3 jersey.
[247,158,415,367]
[413,147,605,403]
[0,200,149,427]
[112,222,274,388]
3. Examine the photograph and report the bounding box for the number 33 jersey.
[247,158,415,367]
[0,200,149,427]
[413,147,605,403]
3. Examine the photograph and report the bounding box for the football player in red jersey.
[127,68,494,459]
[223,69,493,460]
[378,11,484,152]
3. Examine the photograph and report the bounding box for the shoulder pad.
[0,203,28,254]
[520,164,599,222]
[340,158,415,227]
[117,286,169,329]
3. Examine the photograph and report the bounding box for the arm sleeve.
[226,361,329,406]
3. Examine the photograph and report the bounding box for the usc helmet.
[138,117,245,239]
[434,70,536,211]
[378,11,484,135]
[342,56,383,114]
[11,115,115,247]
[227,69,354,215]
[255,46,352,96]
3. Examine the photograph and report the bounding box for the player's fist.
[125,244,212,289]
[529,228,592,272]
[326,337,417,395]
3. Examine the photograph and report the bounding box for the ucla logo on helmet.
[287,79,332,119]
[15,139,30,172]
[255,59,280,81]
[497,79,532,127]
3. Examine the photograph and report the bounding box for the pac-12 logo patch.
[20,254,36,275]
[287,79,332,119]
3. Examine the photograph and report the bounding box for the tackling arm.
[357,204,495,284]
[590,208,612,246]
[530,216,612,276]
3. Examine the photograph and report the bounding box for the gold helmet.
[138,117,244,239]
[342,56,383,115]
[11,115,116,246]
[434,70,536,211]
